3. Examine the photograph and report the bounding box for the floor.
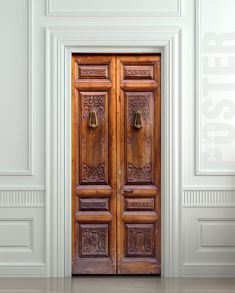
[0,277,234,293]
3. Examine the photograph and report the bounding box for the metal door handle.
[134,110,143,129]
[122,190,134,194]
[88,109,98,129]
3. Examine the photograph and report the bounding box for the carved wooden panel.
[80,198,109,211]
[81,162,106,183]
[80,224,109,257]
[81,92,106,120]
[127,93,151,122]
[127,162,152,183]
[125,224,154,257]
[78,65,109,80]
[125,198,154,211]
[125,91,155,185]
[123,65,154,80]
[79,91,109,184]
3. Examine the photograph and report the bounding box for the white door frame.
[45,26,182,277]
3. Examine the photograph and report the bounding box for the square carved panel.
[79,224,109,257]
[125,224,155,257]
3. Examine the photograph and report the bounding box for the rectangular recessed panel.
[201,222,235,247]
[79,198,109,211]
[49,0,180,16]
[0,220,31,248]
[125,92,155,184]
[198,0,235,174]
[0,0,29,173]
[123,65,154,80]
[79,224,109,257]
[78,65,109,80]
[125,198,155,211]
[125,224,155,257]
[79,91,109,184]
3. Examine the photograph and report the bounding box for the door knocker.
[134,110,143,129]
[88,109,98,129]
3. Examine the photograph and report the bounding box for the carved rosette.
[82,94,105,119]
[82,163,106,183]
[128,95,151,122]
[80,225,108,257]
[127,162,152,183]
[126,225,154,257]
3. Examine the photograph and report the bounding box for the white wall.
[0,0,234,277]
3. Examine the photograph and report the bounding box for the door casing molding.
[45,26,182,277]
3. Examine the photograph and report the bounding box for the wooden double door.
[72,54,161,275]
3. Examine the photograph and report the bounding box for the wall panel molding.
[0,264,47,277]
[0,188,45,207]
[181,264,235,277]
[0,220,32,249]
[183,187,235,207]
[0,0,33,176]
[0,208,45,276]
[182,208,235,277]
[46,0,182,17]
[196,0,235,175]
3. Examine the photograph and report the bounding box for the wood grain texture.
[72,54,161,275]
[72,55,117,274]
[117,55,161,275]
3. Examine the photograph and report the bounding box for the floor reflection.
[0,277,234,293]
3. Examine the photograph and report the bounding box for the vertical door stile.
[116,56,122,273]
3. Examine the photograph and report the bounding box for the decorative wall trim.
[182,208,235,277]
[0,0,33,176]
[183,188,235,207]
[46,0,182,17]
[0,219,32,249]
[196,0,235,175]
[181,264,235,277]
[0,188,45,207]
[0,263,47,277]
[45,26,182,277]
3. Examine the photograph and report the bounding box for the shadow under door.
[72,54,161,274]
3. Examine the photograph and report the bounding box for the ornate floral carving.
[128,94,151,122]
[127,162,152,183]
[80,225,108,257]
[82,162,106,183]
[82,94,105,119]
[126,225,153,257]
